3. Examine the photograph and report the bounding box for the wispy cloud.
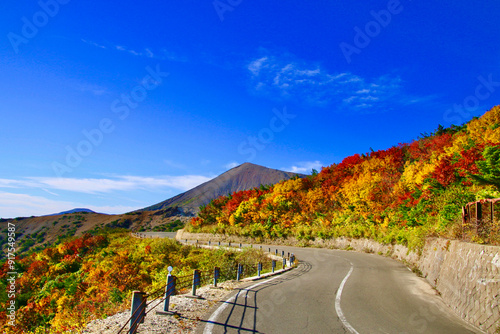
[283,161,323,174]
[76,82,108,96]
[225,161,239,170]
[114,44,154,58]
[163,160,186,170]
[81,39,187,62]
[0,175,212,194]
[0,191,138,218]
[81,39,106,49]
[247,51,429,112]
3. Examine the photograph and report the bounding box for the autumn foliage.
[0,232,262,333]
[189,106,500,247]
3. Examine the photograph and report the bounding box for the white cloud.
[76,83,108,96]
[247,51,429,111]
[0,191,139,218]
[82,40,185,62]
[0,178,38,188]
[0,174,213,218]
[248,57,268,76]
[145,48,154,58]
[283,161,323,174]
[0,175,212,194]
[163,160,186,169]
[81,39,106,49]
[225,161,239,170]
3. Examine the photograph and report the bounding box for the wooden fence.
[462,198,500,243]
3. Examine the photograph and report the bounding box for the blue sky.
[1,1,500,218]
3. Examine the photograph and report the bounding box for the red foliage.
[454,145,484,177]
[408,133,453,161]
[431,156,457,187]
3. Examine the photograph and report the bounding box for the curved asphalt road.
[196,245,482,334]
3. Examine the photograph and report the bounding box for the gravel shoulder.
[82,281,243,334]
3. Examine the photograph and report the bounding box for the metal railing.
[117,239,296,334]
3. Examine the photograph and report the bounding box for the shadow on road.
[199,261,312,333]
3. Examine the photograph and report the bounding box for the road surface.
[135,232,178,239]
[197,244,481,334]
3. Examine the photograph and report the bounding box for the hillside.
[0,211,177,260]
[189,106,500,248]
[142,162,304,214]
[0,163,302,259]
[0,231,267,333]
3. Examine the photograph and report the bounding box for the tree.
[471,146,500,191]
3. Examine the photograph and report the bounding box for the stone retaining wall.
[176,229,500,333]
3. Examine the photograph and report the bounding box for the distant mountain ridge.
[54,208,96,215]
[142,162,304,215]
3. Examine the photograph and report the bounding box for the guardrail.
[118,237,296,334]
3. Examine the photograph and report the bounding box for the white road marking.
[203,274,284,334]
[335,261,360,334]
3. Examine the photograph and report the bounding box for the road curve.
[197,244,481,334]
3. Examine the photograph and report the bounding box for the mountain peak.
[141,163,304,214]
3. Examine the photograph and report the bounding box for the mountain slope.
[142,162,304,214]
[189,106,500,246]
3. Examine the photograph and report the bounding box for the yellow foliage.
[303,187,325,214]
[272,194,287,204]
[443,132,468,158]
[273,178,303,194]
[340,157,391,212]
[467,105,500,144]
[401,160,436,188]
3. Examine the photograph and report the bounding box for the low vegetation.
[0,231,270,333]
[189,106,500,249]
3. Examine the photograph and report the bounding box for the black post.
[129,291,146,334]
[192,269,200,296]
[214,267,220,287]
[160,275,176,313]
[237,264,243,281]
